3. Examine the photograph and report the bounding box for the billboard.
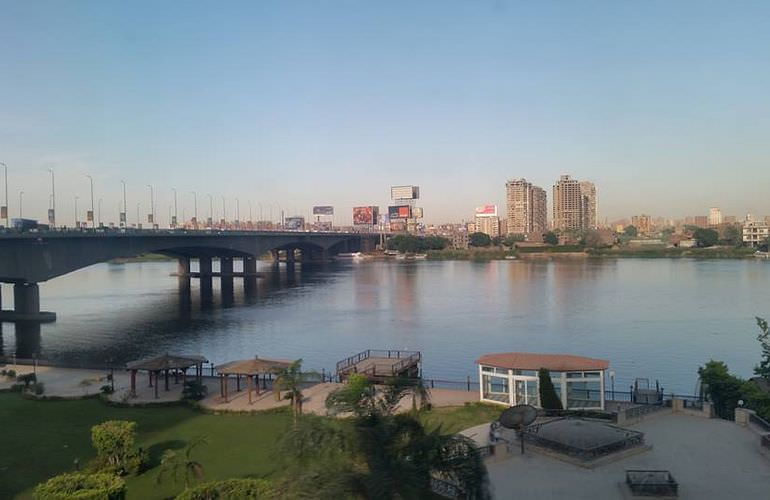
[353,206,379,225]
[389,221,406,232]
[312,206,334,216]
[388,205,412,219]
[390,185,420,200]
[475,204,498,217]
[285,216,305,230]
[412,207,424,219]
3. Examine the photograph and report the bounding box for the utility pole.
[146,185,155,228]
[18,190,23,218]
[171,188,178,228]
[191,191,198,229]
[48,168,55,227]
[120,180,127,228]
[1,162,8,227]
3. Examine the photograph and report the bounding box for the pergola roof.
[476,352,609,372]
[126,353,208,371]
[215,357,293,376]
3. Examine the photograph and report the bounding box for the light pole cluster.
[0,162,284,232]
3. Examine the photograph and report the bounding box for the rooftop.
[476,352,609,372]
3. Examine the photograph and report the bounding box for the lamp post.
[120,180,127,228]
[609,370,616,401]
[74,196,79,228]
[191,191,198,229]
[136,203,141,229]
[235,198,240,228]
[207,194,213,228]
[146,185,155,228]
[0,162,7,227]
[86,175,95,228]
[221,196,226,226]
[248,200,253,225]
[48,168,55,227]
[98,198,103,227]
[18,190,23,219]
[171,188,178,228]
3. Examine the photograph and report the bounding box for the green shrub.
[175,478,274,499]
[538,368,563,410]
[6,369,16,378]
[33,472,126,500]
[90,421,147,476]
[18,373,37,386]
[9,383,24,392]
[100,385,114,395]
[182,380,207,401]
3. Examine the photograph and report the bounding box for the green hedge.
[176,478,274,499]
[34,472,125,500]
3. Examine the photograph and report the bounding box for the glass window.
[482,366,493,372]
[566,371,583,378]
[525,379,539,407]
[519,370,537,377]
[482,374,509,404]
[583,371,601,378]
[566,380,601,409]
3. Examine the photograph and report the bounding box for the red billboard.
[388,205,412,219]
[353,206,379,225]
[389,221,406,232]
[475,204,497,216]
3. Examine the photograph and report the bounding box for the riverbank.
[427,248,516,260]
[108,253,174,264]
[588,246,757,259]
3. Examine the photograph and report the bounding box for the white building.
[743,217,769,247]
[708,207,723,226]
[477,352,608,410]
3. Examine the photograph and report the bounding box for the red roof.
[476,352,609,372]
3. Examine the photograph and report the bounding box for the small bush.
[91,421,147,476]
[33,472,126,500]
[182,380,207,401]
[5,369,16,378]
[175,478,274,500]
[18,373,36,386]
[101,385,115,395]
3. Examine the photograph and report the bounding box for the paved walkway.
[0,364,477,414]
[486,413,770,499]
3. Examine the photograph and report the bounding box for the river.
[1,258,767,394]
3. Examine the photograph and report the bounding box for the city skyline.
[3,1,770,223]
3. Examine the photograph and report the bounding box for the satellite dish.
[499,404,538,430]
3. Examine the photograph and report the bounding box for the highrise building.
[505,178,547,236]
[553,175,588,231]
[708,207,723,226]
[474,214,500,238]
[579,181,598,230]
[631,214,653,235]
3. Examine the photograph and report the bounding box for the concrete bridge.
[0,229,377,322]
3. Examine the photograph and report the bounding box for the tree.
[274,359,318,421]
[491,236,503,246]
[623,225,638,237]
[175,479,274,500]
[281,377,490,499]
[694,228,719,247]
[698,360,744,419]
[156,436,207,489]
[502,234,526,247]
[755,317,770,379]
[543,232,559,245]
[582,230,604,249]
[723,225,743,247]
[538,368,563,410]
[468,232,492,247]
[91,421,147,476]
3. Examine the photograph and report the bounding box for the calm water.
[1,258,768,394]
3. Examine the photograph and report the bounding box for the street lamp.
[98,198,103,227]
[136,203,141,229]
[146,185,155,228]
[235,198,240,228]
[191,191,198,229]
[48,168,55,227]
[1,162,8,227]
[74,196,79,228]
[18,190,23,219]
[171,188,178,228]
[120,180,127,228]
[86,175,95,228]
[207,194,213,228]
[221,195,226,226]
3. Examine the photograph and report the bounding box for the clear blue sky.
[2,1,769,225]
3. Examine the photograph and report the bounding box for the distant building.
[743,216,769,247]
[708,207,723,226]
[630,214,653,235]
[505,178,547,237]
[552,175,597,231]
[450,231,469,249]
[694,216,709,228]
[474,214,500,238]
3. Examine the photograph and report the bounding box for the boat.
[336,252,364,260]
[754,251,769,259]
[413,254,427,260]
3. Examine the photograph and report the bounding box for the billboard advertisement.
[475,204,498,217]
[412,207,424,219]
[312,205,334,216]
[353,206,379,225]
[285,216,305,230]
[389,221,406,232]
[388,205,412,219]
[390,185,420,200]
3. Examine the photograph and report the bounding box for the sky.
[1,0,769,226]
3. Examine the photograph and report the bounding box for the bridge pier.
[198,257,213,304]
[286,248,296,265]
[220,257,234,306]
[177,257,191,293]
[0,282,56,323]
[243,257,258,295]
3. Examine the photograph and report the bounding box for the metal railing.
[626,470,678,497]
[749,411,770,433]
[524,418,644,460]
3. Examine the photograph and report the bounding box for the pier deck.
[336,349,421,382]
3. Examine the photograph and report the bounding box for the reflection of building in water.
[353,265,382,310]
[392,265,418,325]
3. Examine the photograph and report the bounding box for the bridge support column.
[286,248,295,265]
[199,257,213,304]
[177,257,191,292]
[243,257,257,296]
[0,283,56,323]
[220,257,234,306]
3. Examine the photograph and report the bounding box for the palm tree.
[280,376,489,499]
[274,359,319,420]
[156,436,207,489]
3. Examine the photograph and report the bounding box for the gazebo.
[215,356,293,403]
[126,353,208,399]
[477,352,609,410]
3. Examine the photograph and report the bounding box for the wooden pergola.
[215,357,293,403]
[126,354,208,399]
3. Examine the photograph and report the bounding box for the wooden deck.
[337,349,421,382]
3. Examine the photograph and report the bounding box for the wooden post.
[256,374,261,396]
[148,371,153,387]
[154,372,159,399]
[224,374,229,402]
[236,374,241,392]
[248,375,253,404]
[165,369,170,391]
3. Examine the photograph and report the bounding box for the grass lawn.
[0,393,291,499]
[419,402,503,434]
